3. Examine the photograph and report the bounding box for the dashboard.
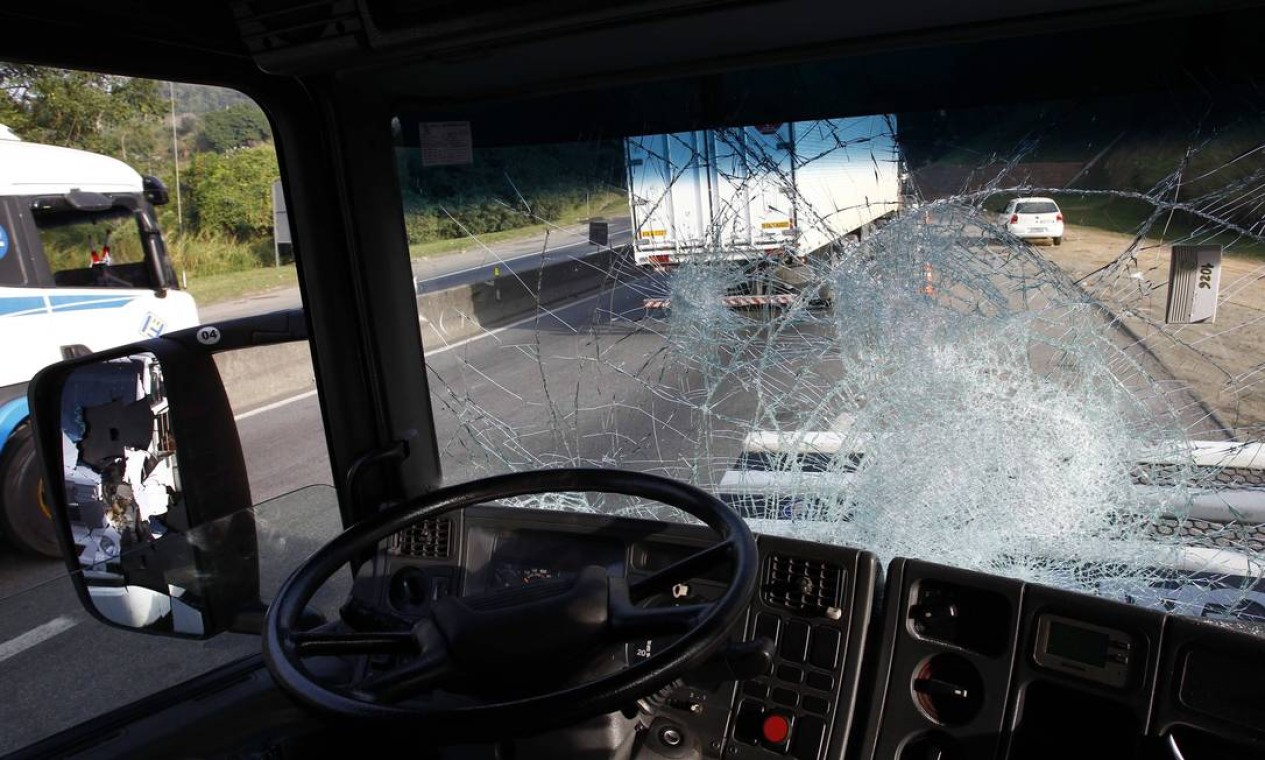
[370,505,1265,760]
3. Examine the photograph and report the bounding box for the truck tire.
[0,423,60,558]
[1053,236,1063,246]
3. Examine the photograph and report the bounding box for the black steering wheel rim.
[262,468,759,734]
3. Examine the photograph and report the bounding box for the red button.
[762,713,790,744]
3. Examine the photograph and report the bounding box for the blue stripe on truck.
[0,293,138,317]
[48,294,136,312]
[0,396,29,452]
[0,296,49,317]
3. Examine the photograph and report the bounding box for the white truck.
[0,128,198,556]
[626,114,902,306]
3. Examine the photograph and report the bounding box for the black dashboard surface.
[376,505,1265,760]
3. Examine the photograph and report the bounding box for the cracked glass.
[402,87,1265,631]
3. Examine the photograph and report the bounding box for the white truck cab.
[0,128,197,556]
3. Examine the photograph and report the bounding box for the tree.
[0,63,163,156]
[196,103,272,152]
[185,144,279,238]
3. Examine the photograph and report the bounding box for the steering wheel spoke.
[611,601,713,639]
[628,538,736,603]
[354,646,456,703]
[289,630,419,657]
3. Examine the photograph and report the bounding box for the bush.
[185,144,279,238]
[165,229,266,277]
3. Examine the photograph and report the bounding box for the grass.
[1050,193,1265,259]
[407,192,626,259]
[182,264,297,305]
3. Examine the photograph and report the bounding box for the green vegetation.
[395,141,625,245]
[196,103,272,152]
[408,191,625,258]
[183,264,298,305]
[185,145,279,239]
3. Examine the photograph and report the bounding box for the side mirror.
[28,311,307,638]
[142,175,170,206]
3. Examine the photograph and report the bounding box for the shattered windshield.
[400,87,1265,628]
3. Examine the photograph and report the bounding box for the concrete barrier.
[217,246,638,414]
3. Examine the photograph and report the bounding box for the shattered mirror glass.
[59,352,210,634]
[402,86,1265,630]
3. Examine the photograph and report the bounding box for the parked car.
[1002,196,1065,244]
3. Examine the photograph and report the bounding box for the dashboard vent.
[391,517,452,559]
[763,554,843,614]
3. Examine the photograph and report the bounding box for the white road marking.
[233,389,320,422]
[0,615,76,664]
[233,285,630,422]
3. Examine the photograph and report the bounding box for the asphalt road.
[199,217,632,322]
[0,273,694,754]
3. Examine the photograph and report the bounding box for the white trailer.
[626,115,901,273]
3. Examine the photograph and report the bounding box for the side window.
[35,205,152,289]
[0,201,26,286]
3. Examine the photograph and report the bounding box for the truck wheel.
[0,423,60,558]
[1053,236,1063,246]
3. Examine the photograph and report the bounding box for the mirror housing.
[142,175,170,206]
[28,310,309,638]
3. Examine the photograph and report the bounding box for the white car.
[1001,196,1065,244]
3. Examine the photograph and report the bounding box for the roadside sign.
[272,180,292,267]
[1166,245,1221,324]
[589,218,609,246]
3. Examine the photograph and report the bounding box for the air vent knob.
[912,654,983,726]
[794,576,814,595]
[911,602,959,640]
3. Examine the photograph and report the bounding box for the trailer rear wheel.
[0,423,60,558]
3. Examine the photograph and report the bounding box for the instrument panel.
[379,506,1265,760]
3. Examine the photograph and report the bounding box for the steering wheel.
[262,468,759,735]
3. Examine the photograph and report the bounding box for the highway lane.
[199,217,631,322]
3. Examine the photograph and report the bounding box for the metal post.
[169,81,183,234]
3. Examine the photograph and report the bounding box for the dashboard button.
[771,687,799,707]
[430,577,451,600]
[761,713,792,751]
[804,671,834,692]
[734,700,765,744]
[791,715,825,760]
[808,627,840,669]
[776,664,803,684]
[781,621,810,662]
[742,680,770,699]
[802,695,830,715]
[755,612,781,645]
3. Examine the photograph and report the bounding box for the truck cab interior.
[5,1,1265,759]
